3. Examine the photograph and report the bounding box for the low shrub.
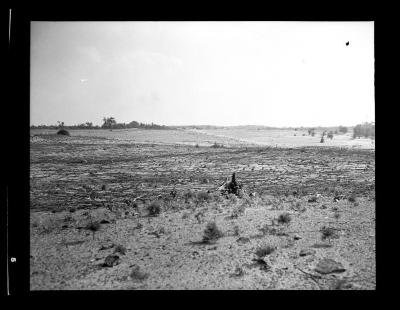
[146,201,162,217]
[277,212,292,224]
[202,221,223,243]
[348,194,357,202]
[255,245,275,258]
[320,226,339,240]
[114,244,127,255]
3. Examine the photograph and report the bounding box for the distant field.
[30,128,254,147]
[30,127,374,149]
[193,128,375,149]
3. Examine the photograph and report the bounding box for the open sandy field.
[30,128,375,290]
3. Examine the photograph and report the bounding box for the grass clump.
[57,128,70,136]
[114,244,127,255]
[183,190,195,202]
[202,221,223,243]
[233,225,240,236]
[277,212,292,225]
[320,226,339,240]
[255,245,275,259]
[85,220,101,239]
[308,196,318,203]
[291,201,306,212]
[146,201,162,217]
[348,194,357,202]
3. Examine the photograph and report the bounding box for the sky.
[30,21,374,127]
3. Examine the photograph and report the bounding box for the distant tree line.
[353,122,375,139]
[30,117,170,130]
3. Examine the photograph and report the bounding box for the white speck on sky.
[30,21,374,127]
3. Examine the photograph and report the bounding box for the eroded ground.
[30,131,375,290]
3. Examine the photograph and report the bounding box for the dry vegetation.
[30,128,375,290]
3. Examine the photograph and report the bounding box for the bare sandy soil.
[30,129,375,290]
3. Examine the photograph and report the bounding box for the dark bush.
[114,244,127,255]
[57,128,70,136]
[146,201,162,217]
[308,196,318,203]
[277,212,292,224]
[320,226,339,240]
[348,194,357,202]
[202,221,223,243]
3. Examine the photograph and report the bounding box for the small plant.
[86,221,101,231]
[86,221,101,239]
[200,178,209,184]
[183,190,195,202]
[170,188,177,198]
[233,225,240,236]
[331,279,352,290]
[327,131,334,139]
[146,201,162,217]
[130,265,149,281]
[255,245,275,259]
[195,143,199,148]
[308,196,318,203]
[64,215,73,222]
[292,201,306,212]
[348,194,357,203]
[181,212,190,219]
[202,221,223,243]
[320,226,339,240]
[259,224,273,235]
[277,212,292,225]
[114,244,127,255]
[333,211,341,220]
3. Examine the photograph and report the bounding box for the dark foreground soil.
[30,133,375,290]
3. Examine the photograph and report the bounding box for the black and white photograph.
[27,21,375,290]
